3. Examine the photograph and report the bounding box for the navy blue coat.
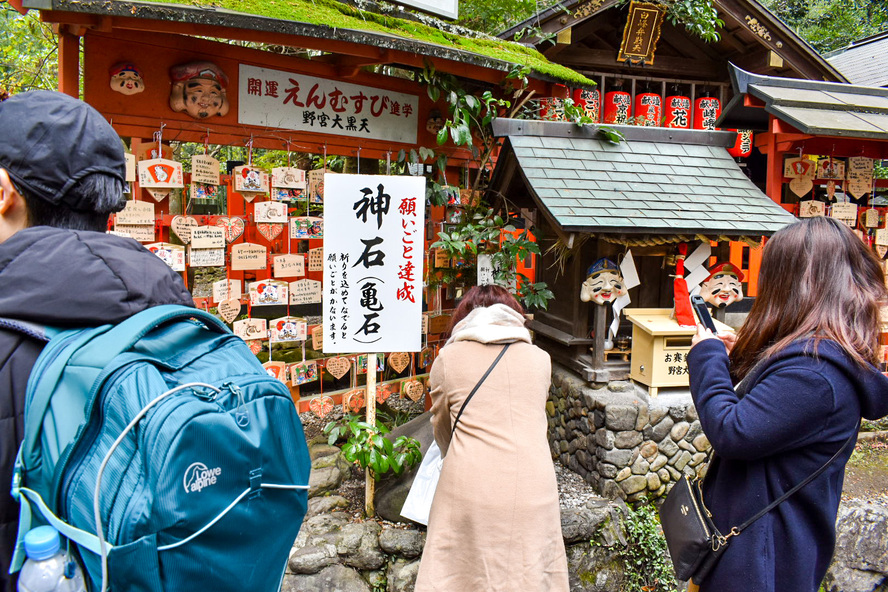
[688,337,888,592]
[0,227,193,592]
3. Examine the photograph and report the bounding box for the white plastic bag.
[400,440,444,525]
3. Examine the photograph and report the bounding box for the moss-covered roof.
[30,0,595,88]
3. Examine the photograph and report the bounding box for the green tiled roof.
[720,64,888,139]
[491,119,796,237]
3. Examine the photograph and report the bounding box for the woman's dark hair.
[730,216,887,379]
[448,285,524,333]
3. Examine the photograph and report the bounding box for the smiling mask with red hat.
[699,262,744,308]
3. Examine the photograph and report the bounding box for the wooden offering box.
[624,308,731,396]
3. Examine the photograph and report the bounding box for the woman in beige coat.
[414,286,569,592]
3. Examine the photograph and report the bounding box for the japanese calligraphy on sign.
[239,65,419,145]
[617,2,666,65]
[323,174,425,353]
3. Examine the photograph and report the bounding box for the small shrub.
[614,503,679,592]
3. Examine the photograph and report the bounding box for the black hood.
[0,226,193,327]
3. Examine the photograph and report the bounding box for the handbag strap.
[725,423,859,540]
[450,343,511,439]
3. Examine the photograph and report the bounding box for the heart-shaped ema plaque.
[217,298,241,324]
[343,389,365,414]
[215,217,245,243]
[246,339,263,355]
[257,223,284,242]
[388,352,410,374]
[789,177,813,198]
[170,215,198,244]
[877,245,888,259]
[309,396,335,419]
[325,356,351,380]
[403,380,425,402]
[241,191,262,203]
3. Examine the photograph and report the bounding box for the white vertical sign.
[323,174,425,353]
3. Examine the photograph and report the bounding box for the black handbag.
[659,427,858,583]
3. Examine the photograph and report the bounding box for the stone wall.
[547,363,710,501]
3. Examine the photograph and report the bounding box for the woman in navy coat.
[688,216,888,592]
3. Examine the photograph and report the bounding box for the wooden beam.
[57,27,79,97]
[556,46,722,79]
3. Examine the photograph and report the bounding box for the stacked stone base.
[547,363,710,502]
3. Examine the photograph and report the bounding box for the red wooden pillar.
[57,27,80,97]
[765,117,783,205]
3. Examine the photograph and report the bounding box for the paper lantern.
[603,91,632,124]
[575,88,600,123]
[693,96,721,130]
[634,93,661,126]
[664,95,691,129]
[727,129,754,158]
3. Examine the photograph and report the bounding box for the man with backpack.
[0,90,194,592]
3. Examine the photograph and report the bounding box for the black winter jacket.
[0,227,193,592]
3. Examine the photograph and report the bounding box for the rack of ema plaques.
[624,308,731,397]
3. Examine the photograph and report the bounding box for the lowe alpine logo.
[183,462,222,493]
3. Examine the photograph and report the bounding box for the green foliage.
[323,415,422,480]
[664,0,724,42]
[429,207,553,309]
[761,0,888,53]
[608,503,680,592]
[0,8,57,94]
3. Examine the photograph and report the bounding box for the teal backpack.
[8,305,310,592]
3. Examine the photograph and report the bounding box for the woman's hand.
[718,330,738,354]
[691,325,737,352]
[691,324,721,349]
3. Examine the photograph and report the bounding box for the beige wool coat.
[414,339,569,592]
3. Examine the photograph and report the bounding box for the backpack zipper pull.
[224,382,250,428]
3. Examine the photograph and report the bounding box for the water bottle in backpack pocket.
[9,306,311,592]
